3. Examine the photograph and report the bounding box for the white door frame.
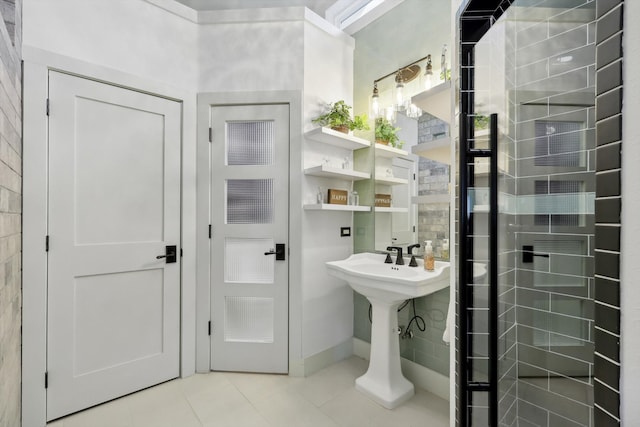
[195,92,303,374]
[22,49,197,427]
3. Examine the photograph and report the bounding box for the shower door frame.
[457,0,624,425]
[458,4,507,425]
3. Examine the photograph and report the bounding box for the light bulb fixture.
[385,106,396,123]
[371,82,380,117]
[423,54,433,90]
[407,103,422,119]
[369,54,432,121]
[440,44,448,82]
[395,72,405,111]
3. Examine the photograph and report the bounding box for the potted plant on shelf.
[312,100,370,134]
[375,117,402,147]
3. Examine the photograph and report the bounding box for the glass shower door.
[461,1,597,426]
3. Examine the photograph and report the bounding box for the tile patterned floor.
[46,356,450,427]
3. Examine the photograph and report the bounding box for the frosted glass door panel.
[224,296,274,343]
[227,121,274,165]
[226,179,273,224]
[224,238,274,284]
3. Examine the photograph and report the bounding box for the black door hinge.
[208,128,212,142]
[46,99,50,116]
[45,235,49,252]
[208,321,212,336]
[45,372,48,389]
[208,225,212,239]
[413,173,416,180]
[180,248,183,257]
[413,226,416,232]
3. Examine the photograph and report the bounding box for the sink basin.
[326,252,450,409]
[326,252,449,302]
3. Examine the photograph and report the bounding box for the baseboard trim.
[290,338,354,377]
[352,337,450,401]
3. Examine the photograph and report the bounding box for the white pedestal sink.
[326,252,450,409]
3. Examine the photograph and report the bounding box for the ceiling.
[172,0,337,16]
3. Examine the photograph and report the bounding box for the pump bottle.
[424,240,435,271]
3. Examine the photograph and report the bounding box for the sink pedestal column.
[356,297,414,409]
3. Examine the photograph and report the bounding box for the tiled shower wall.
[511,2,597,426]
[0,0,22,426]
[593,1,623,425]
[459,0,624,425]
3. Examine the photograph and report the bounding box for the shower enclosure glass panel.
[470,1,596,426]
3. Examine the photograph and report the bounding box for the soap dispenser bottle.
[424,240,435,271]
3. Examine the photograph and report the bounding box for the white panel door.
[47,71,181,420]
[210,104,289,373]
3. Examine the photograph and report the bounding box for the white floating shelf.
[375,207,409,213]
[303,204,371,212]
[305,127,371,150]
[411,80,452,123]
[374,143,409,159]
[411,137,451,164]
[375,175,409,186]
[411,194,451,204]
[304,165,370,181]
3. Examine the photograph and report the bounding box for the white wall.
[23,0,198,91]
[621,0,640,422]
[301,20,355,359]
[23,0,357,379]
[198,19,304,92]
[352,0,451,118]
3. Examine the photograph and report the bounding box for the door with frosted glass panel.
[210,104,289,373]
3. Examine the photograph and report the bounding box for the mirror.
[353,0,452,258]
[350,0,454,383]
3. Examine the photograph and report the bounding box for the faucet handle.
[407,243,421,255]
[386,246,404,265]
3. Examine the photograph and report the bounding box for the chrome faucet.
[386,246,404,265]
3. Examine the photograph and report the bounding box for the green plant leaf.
[311,100,370,131]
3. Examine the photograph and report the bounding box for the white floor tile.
[253,389,340,427]
[63,398,132,427]
[129,398,202,427]
[46,357,450,427]
[291,357,368,407]
[179,371,233,399]
[200,402,271,427]
[319,387,403,427]
[223,371,303,404]
[186,381,249,423]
